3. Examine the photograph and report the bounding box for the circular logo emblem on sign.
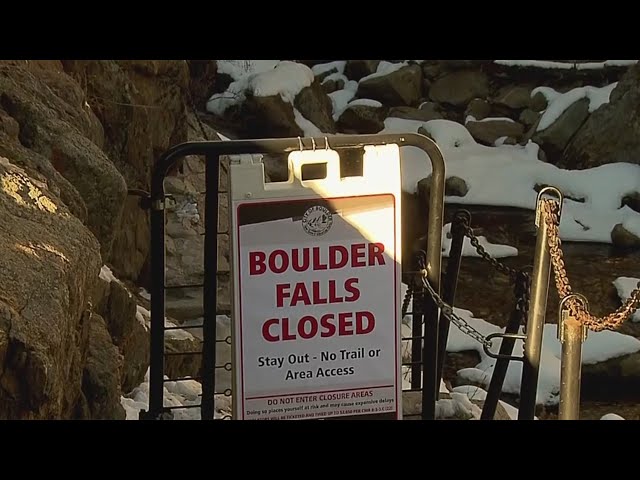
[302,205,333,236]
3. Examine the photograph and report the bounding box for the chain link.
[417,269,493,348]
[542,199,640,331]
[463,224,519,281]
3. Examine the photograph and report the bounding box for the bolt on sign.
[229,144,402,420]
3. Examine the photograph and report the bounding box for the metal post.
[200,154,220,420]
[481,272,528,420]
[558,294,588,420]
[518,187,563,420]
[435,210,469,398]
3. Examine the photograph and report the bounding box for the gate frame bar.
[143,133,446,420]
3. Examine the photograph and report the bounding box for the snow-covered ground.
[209,60,640,246]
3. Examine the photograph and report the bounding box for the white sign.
[229,145,402,420]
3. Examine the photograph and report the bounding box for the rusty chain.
[541,199,640,331]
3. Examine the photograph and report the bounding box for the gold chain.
[541,199,640,331]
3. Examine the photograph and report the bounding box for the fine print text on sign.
[233,194,401,420]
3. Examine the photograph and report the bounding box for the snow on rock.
[216,60,279,81]
[312,61,347,77]
[382,117,640,245]
[441,222,518,258]
[293,108,325,136]
[601,413,625,420]
[613,277,640,322]
[329,80,359,120]
[466,116,516,124]
[346,98,383,109]
[249,61,314,102]
[533,83,618,132]
[360,61,409,83]
[135,305,150,331]
[207,61,313,116]
[322,72,349,85]
[120,368,232,420]
[451,385,521,420]
[99,265,121,284]
[494,60,638,70]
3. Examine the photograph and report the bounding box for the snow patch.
[534,83,617,132]
[360,61,408,83]
[312,61,347,77]
[99,265,120,284]
[601,413,625,420]
[613,277,640,322]
[346,98,383,109]
[322,72,349,85]
[381,117,640,245]
[216,60,279,81]
[249,61,314,102]
[293,109,325,136]
[329,80,359,120]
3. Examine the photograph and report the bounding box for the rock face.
[344,60,380,81]
[466,119,525,145]
[93,278,149,393]
[532,97,590,160]
[388,106,442,122]
[0,62,127,261]
[429,70,489,106]
[357,65,423,106]
[493,85,533,109]
[0,156,101,419]
[294,80,336,133]
[563,64,640,169]
[337,105,387,134]
[81,314,126,419]
[232,93,303,138]
[62,60,191,284]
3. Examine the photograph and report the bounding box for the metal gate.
[138,133,446,420]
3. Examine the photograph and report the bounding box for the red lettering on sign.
[344,278,360,302]
[262,318,279,342]
[269,250,289,274]
[369,242,386,266]
[248,243,388,276]
[329,245,348,269]
[291,283,311,306]
[275,283,290,308]
[292,248,310,272]
[249,252,266,275]
[351,243,366,267]
[261,311,376,341]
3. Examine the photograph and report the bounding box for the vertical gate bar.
[517,204,553,420]
[200,154,220,420]
[147,184,167,419]
[410,290,423,390]
[435,211,468,399]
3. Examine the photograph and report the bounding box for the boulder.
[622,192,640,213]
[344,60,380,81]
[321,78,345,94]
[294,80,336,133]
[532,98,591,161]
[466,119,525,145]
[0,156,101,419]
[611,224,640,249]
[563,64,640,169]
[336,105,387,134]
[493,85,533,109]
[582,351,640,399]
[232,93,303,138]
[519,108,541,127]
[164,328,203,380]
[81,313,126,419]
[417,175,469,199]
[357,65,423,106]
[387,106,442,122]
[0,63,127,261]
[465,98,491,121]
[530,91,549,112]
[93,279,149,392]
[429,70,489,106]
